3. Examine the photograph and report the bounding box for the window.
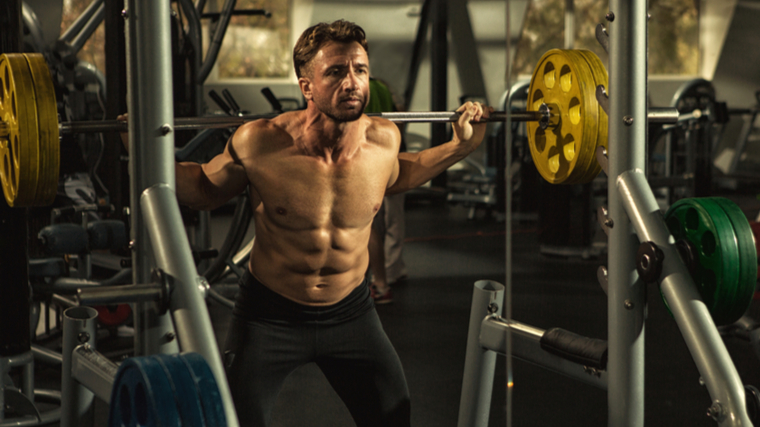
[61,0,106,73]
[204,0,292,79]
[512,0,699,80]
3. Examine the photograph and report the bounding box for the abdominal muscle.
[247,215,371,306]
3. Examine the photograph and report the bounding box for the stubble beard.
[316,94,367,123]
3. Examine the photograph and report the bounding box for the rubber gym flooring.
[36,187,760,426]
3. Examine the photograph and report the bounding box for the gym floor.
[35,186,760,427]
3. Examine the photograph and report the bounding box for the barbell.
[0,50,676,207]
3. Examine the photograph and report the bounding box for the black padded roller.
[38,224,89,255]
[539,327,608,370]
[87,220,127,252]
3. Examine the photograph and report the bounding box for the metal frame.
[56,1,240,426]
[458,0,754,426]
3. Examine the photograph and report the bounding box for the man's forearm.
[387,139,472,194]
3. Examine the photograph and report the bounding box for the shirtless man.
[125,19,490,427]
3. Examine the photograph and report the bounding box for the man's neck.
[298,106,363,158]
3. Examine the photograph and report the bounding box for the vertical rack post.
[606,0,648,425]
[125,0,179,356]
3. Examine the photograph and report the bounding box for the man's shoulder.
[365,115,400,150]
[233,113,298,149]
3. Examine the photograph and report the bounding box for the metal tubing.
[458,280,504,427]
[126,0,179,357]
[58,108,677,135]
[141,184,239,427]
[76,283,164,306]
[607,0,648,425]
[69,2,105,55]
[647,107,681,124]
[196,0,237,83]
[479,317,608,390]
[617,170,752,426]
[61,306,97,427]
[59,0,104,43]
[71,345,118,404]
[31,344,63,365]
[60,111,541,134]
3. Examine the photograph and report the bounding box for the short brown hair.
[293,20,369,78]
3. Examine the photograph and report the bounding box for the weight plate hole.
[3,67,8,94]
[563,134,576,162]
[701,268,717,298]
[543,63,556,89]
[569,97,581,125]
[532,89,544,112]
[119,384,132,425]
[0,77,4,104]
[685,208,700,230]
[666,217,682,238]
[3,152,10,182]
[701,231,716,257]
[134,382,149,425]
[560,65,572,92]
[11,90,15,119]
[534,127,546,153]
[549,152,560,173]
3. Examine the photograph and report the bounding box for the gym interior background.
[2,0,760,426]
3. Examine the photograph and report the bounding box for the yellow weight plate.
[0,54,41,207]
[574,50,608,183]
[526,49,607,184]
[25,53,59,206]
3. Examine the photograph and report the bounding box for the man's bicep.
[386,152,417,195]
[201,143,249,197]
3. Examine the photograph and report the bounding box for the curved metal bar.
[69,2,105,56]
[59,0,104,43]
[196,0,237,83]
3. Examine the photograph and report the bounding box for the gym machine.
[459,2,759,427]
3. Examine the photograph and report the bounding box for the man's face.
[300,41,370,122]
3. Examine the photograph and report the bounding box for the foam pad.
[38,223,88,255]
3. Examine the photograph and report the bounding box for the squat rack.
[458,0,753,426]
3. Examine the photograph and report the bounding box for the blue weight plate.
[180,352,228,427]
[154,354,206,427]
[109,356,181,427]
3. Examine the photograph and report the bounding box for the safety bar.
[617,170,752,426]
[141,184,237,426]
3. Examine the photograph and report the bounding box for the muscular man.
[126,19,490,427]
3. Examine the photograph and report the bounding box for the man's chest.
[249,153,391,229]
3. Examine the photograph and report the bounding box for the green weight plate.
[665,198,742,325]
[711,197,757,323]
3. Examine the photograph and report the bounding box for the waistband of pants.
[232,270,374,323]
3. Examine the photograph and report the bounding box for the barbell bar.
[59,110,549,135]
[58,105,676,135]
[0,50,680,207]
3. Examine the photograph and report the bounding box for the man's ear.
[299,77,313,101]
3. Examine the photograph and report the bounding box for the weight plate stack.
[108,356,182,427]
[526,49,608,184]
[180,352,227,427]
[25,53,59,206]
[0,54,41,207]
[665,197,757,325]
[0,53,59,207]
[155,355,206,426]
